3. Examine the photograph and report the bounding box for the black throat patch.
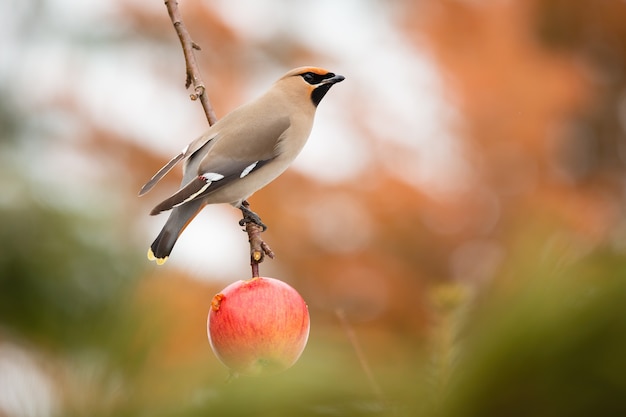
[311,84,334,107]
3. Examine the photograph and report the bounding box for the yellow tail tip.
[147,248,168,265]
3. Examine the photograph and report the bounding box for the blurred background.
[2,0,626,415]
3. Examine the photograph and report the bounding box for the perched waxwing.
[140,66,345,264]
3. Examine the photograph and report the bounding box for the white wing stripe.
[173,181,213,207]
[240,162,258,178]
[201,172,225,181]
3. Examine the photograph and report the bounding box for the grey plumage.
[140,66,344,264]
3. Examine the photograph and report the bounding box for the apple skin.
[207,277,310,376]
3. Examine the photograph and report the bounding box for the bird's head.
[276,67,345,107]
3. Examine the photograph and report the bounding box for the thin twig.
[164,0,273,278]
[164,0,218,125]
[335,308,385,402]
[246,222,275,277]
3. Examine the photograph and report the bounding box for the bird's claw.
[239,206,267,231]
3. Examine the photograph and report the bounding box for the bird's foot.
[239,202,267,231]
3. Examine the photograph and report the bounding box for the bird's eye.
[301,72,316,84]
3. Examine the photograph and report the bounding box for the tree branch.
[164,0,273,278]
[164,0,217,125]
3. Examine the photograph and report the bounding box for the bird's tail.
[147,199,205,265]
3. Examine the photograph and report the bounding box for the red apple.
[207,277,310,376]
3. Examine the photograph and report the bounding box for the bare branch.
[164,0,218,125]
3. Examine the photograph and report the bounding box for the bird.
[139,66,345,265]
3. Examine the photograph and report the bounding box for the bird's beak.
[322,74,345,85]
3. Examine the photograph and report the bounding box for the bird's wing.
[150,115,290,215]
[149,156,274,215]
[138,132,219,196]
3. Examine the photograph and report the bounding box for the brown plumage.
[140,66,344,264]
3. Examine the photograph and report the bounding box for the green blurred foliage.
[0,200,141,353]
[438,248,626,417]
